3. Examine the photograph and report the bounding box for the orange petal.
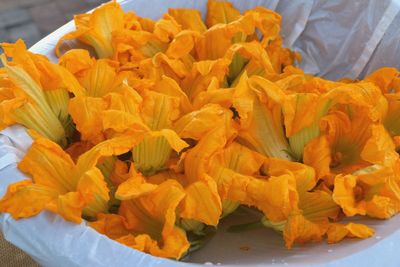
[90,213,131,239]
[77,167,110,219]
[18,137,76,193]
[327,223,374,243]
[206,0,241,27]
[332,174,366,216]
[169,8,207,32]
[179,175,222,226]
[68,96,108,144]
[303,136,331,179]
[0,180,58,220]
[48,192,85,223]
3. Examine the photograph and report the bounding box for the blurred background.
[0,0,108,47]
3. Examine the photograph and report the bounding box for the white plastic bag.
[2,0,400,266]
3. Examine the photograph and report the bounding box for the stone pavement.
[0,0,108,48]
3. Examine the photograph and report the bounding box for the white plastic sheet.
[2,0,400,266]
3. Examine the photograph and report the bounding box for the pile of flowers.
[1,0,400,260]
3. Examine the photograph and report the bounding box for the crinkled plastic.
[2,0,400,266]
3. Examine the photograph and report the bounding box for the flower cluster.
[1,0,399,260]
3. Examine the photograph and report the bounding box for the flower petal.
[179,175,222,226]
[18,137,76,193]
[327,223,374,244]
[118,180,189,259]
[206,0,241,27]
[0,180,58,219]
[168,9,207,32]
[69,96,107,144]
[45,192,85,223]
[77,167,110,219]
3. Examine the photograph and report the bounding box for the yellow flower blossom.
[2,0,400,259]
[290,81,389,165]
[333,163,400,219]
[261,159,340,248]
[0,40,82,146]
[233,73,292,160]
[0,135,140,223]
[56,1,127,58]
[91,179,189,260]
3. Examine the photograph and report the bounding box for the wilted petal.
[77,167,110,220]
[0,180,58,220]
[69,96,108,144]
[56,2,125,58]
[327,223,374,244]
[173,104,236,141]
[18,137,76,193]
[206,0,241,27]
[118,180,189,259]
[179,175,222,226]
[168,9,207,32]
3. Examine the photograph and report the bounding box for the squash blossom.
[0,134,140,223]
[91,179,189,260]
[3,0,400,260]
[56,1,127,58]
[0,40,82,146]
[233,73,293,160]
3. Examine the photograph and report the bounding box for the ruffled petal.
[365,67,400,94]
[332,174,366,216]
[277,188,337,249]
[140,90,181,130]
[58,49,95,77]
[0,180,58,219]
[173,104,236,141]
[115,174,157,200]
[184,126,227,183]
[90,213,131,239]
[76,134,141,174]
[214,142,264,175]
[303,136,331,178]
[361,124,398,167]
[56,1,125,58]
[181,58,229,101]
[50,192,86,224]
[206,0,241,27]
[327,223,374,244]
[1,54,67,145]
[18,137,76,192]
[217,169,298,222]
[77,167,110,219]
[166,30,199,60]
[118,180,188,259]
[235,75,292,160]
[179,175,222,226]
[68,96,107,144]
[168,9,207,32]
[79,60,120,97]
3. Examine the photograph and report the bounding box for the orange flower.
[56,1,127,58]
[0,40,82,145]
[91,180,189,259]
[332,163,400,219]
[0,135,140,223]
[2,0,399,258]
[232,73,292,160]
